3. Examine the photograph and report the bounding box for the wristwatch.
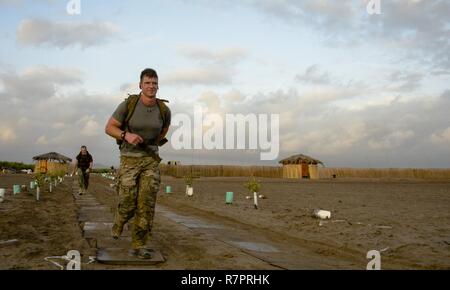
[120,131,127,141]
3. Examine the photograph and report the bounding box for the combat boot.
[128,248,152,259]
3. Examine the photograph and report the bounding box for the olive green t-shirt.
[112,98,171,157]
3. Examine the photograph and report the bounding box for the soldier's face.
[81,148,87,154]
[140,76,159,98]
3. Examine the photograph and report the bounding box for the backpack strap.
[123,94,140,131]
[116,94,139,146]
[156,98,169,130]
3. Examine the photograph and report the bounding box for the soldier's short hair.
[140,68,158,82]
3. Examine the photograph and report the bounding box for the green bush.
[34,173,46,188]
[184,175,194,187]
[244,177,261,193]
[0,161,34,171]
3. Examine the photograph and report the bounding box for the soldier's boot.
[128,248,152,259]
[137,248,153,259]
[111,223,124,240]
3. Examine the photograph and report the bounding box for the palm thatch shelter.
[32,152,72,174]
[279,154,324,179]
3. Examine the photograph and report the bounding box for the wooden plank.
[96,247,165,265]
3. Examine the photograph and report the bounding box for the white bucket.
[187,186,193,197]
[0,188,5,202]
[314,209,331,219]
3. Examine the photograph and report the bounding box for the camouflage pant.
[77,168,89,192]
[113,155,161,249]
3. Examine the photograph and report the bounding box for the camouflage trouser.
[77,168,89,192]
[113,155,161,249]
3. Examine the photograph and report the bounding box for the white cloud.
[368,130,415,150]
[0,65,82,101]
[296,65,332,85]
[52,122,66,129]
[35,135,48,145]
[224,89,246,103]
[187,0,450,71]
[431,127,450,144]
[163,67,232,86]
[177,46,247,64]
[17,19,120,49]
[386,71,424,92]
[0,126,16,143]
[80,119,100,137]
[119,82,139,93]
[163,46,247,86]
[197,91,222,113]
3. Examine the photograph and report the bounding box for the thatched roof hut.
[279,154,324,166]
[279,154,324,179]
[32,152,72,174]
[33,152,72,163]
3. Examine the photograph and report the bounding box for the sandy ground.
[0,174,93,269]
[156,176,450,269]
[1,173,449,269]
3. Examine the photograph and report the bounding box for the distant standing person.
[72,145,93,195]
[105,68,171,259]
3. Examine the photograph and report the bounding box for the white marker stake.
[36,187,40,201]
[253,192,258,209]
[49,183,52,193]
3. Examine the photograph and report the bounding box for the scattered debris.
[313,209,331,219]
[377,225,393,229]
[44,256,68,270]
[0,239,19,246]
[258,194,266,199]
[87,256,96,264]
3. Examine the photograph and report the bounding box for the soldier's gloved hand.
[86,168,90,174]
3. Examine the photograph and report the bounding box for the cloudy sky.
[0,0,449,168]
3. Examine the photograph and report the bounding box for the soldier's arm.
[72,160,78,176]
[105,117,144,145]
[105,117,124,140]
[88,158,93,173]
[156,106,171,145]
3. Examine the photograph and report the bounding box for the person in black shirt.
[72,145,93,195]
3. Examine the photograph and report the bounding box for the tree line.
[0,161,34,171]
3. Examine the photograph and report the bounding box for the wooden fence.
[160,164,450,180]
